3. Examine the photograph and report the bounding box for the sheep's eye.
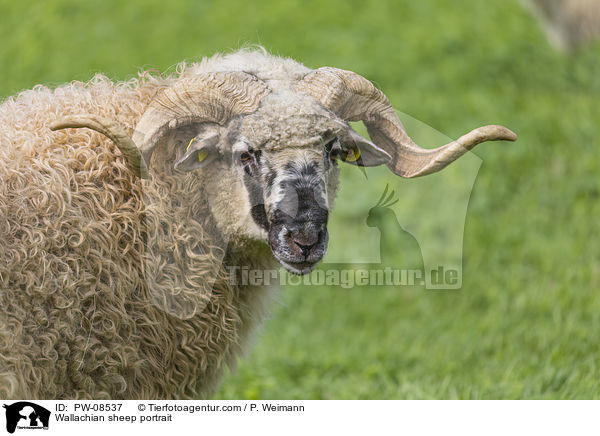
[240,152,253,165]
[240,149,260,175]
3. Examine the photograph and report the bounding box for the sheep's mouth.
[277,258,320,275]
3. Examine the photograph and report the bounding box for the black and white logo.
[2,402,50,434]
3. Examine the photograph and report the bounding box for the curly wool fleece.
[0,58,279,399]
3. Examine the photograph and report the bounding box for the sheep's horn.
[296,67,517,178]
[133,72,270,167]
[50,72,270,178]
[50,114,150,179]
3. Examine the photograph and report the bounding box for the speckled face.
[234,140,340,274]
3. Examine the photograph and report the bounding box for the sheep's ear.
[336,128,391,167]
[174,131,220,172]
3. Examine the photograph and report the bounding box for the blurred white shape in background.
[522,0,600,50]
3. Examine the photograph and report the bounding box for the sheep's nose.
[286,227,322,257]
[294,241,317,257]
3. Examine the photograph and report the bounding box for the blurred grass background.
[1,0,598,399]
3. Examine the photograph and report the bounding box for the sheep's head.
[187,94,392,274]
[50,66,516,275]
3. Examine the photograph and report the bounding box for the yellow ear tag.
[197,150,208,162]
[186,137,195,151]
[344,146,361,162]
[187,137,209,163]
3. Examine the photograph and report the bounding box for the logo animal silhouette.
[2,402,50,434]
[366,184,424,271]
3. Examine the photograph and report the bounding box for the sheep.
[522,0,600,49]
[0,48,516,399]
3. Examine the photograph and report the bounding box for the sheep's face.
[236,143,336,275]
[175,106,391,275]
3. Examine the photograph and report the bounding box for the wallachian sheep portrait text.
[227,266,459,288]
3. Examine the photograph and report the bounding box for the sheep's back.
[0,76,151,398]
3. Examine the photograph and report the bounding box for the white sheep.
[0,48,516,399]
[522,0,600,49]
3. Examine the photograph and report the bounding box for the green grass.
[1,0,599,399]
